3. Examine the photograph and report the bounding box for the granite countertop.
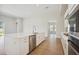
[61,32,69,36]
[63,32,69,36]
[69,32,79,39]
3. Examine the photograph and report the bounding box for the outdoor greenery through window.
[0,22,4,37]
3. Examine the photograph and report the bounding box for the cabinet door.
[0,36,5,55]
[40,34,45,42]
[36,33,45,46]
[20,37,29,55]
[5,34,20,55]
[36,34,40,46]
[61,35,68,55]
[68,4,74,10]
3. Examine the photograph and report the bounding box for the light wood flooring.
[29,37,64,55]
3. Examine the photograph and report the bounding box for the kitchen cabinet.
[36,33,45,46]
[19,36,29,55]
[5,33,29,55]
[68,4,75,12]
[5,34,20,55]
[61,33,68,55]
[0,36,5,55]
[64,4,79,19]
[4,33,45,55]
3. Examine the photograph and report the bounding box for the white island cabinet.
[36,33,45,46]
[20,36,29,55]
[5,33,29,55]
[4,33,46,55]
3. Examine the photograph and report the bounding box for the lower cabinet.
[4,33,45,55]
[5,34,20,55]
[61,34,68,55]
[20,36,29,55]
[36,33,45,46]
[5,34,29,55]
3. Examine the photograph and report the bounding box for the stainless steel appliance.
[68,9,79,55]
[68,10,79,32]
[68,35,79,55]
[29,35,36,52]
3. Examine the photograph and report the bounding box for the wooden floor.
[29,36,64,55]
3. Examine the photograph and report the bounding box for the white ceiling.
[0,4,62,19]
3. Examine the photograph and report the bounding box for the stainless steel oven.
[68,36,79,55]
[68,40,79,55]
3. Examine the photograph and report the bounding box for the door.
[48,21,56,38]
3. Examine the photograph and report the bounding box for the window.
[0,22,5,36]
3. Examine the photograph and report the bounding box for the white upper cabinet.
[68,4,75,11]
[64,4,79,19]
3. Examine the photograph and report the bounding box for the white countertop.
[2,32,45,40]
[4,33,28,40]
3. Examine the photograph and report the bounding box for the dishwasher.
[29,35,36,52]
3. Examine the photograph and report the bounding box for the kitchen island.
[1,33,46,55]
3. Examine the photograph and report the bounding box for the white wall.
[0,4,66,38]
[56,16,64,38]
[16,18,23,33]
[0,16,17,34]
[23,15,65,38]
[0,15,23,34]
[56,5,68,38]
[23,16,48,37]
[48,17,65,38]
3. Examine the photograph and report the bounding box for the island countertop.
[69,32,79,40]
